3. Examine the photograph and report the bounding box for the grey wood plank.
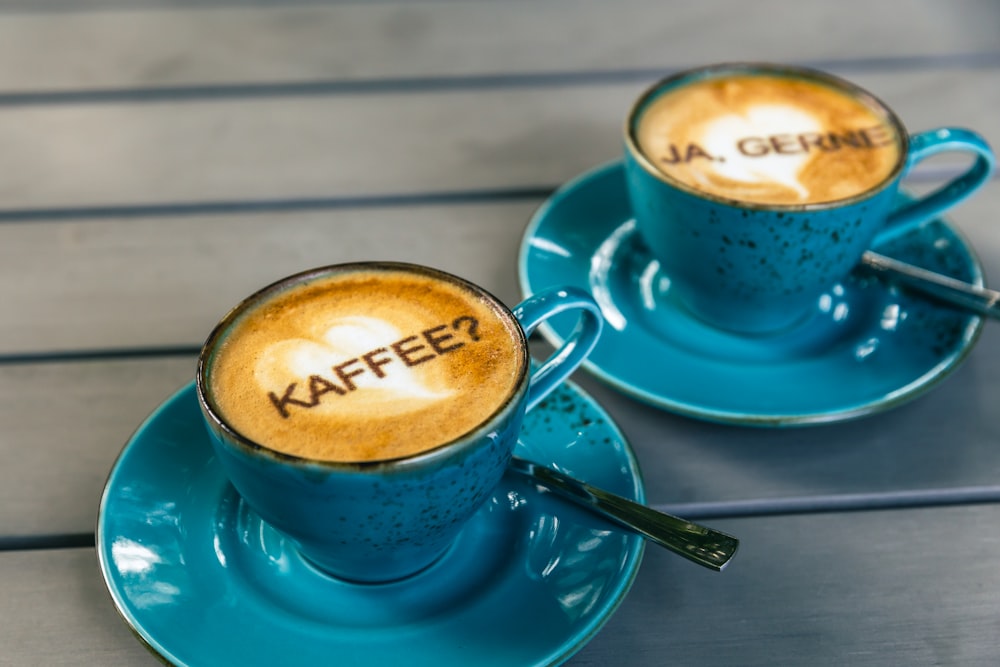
[0,358,196,536]
[0,71,996,210]
[1,323,999,535]
[1,187,1000,534]
[0,1,995,91]
[573,329,1000,506]
[4,505,1000,665]
[0,179,996,353]
[3,3,998,665]
[0,202,535,353]
[578,505,1000,667]
[0,547,152,666]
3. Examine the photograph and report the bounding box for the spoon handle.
[509,457,738,572]
[860,250,1000,319]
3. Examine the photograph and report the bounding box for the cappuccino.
[632,72,903,205]
[203,264,526,463]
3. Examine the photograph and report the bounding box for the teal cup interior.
[624,62,994,334]
[196,262,602,583]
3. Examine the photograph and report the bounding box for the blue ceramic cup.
[624,62,995,333]
[197,262,602,583]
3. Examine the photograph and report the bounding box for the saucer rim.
[96,379,646,666]
[518,160,985,427]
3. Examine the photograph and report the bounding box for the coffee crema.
[205,266,526,463]
[632,73,903,205]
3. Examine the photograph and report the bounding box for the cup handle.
[512,286,603,412]
[875,128,994,245]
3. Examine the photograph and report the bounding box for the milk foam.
[633,74,902,205]
[206,268,525,463]
[256,316,454,417]
[701,104,820,200]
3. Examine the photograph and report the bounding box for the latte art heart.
[256,317,454,419]
[205,267,524,462]
[633,74,902,205]
[700,104,820,200]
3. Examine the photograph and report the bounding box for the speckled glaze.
[518,161,985,425]
[196,266,602,583]
[200,389,524,582]
[97,380,644,666]
[624,63,994,333]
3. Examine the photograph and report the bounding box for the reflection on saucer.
[519,161,984,426]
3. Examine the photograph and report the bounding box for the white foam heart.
[256,316,452,413]
[700,104,821,199]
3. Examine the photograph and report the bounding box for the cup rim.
[196,261,531,471]
[623,61,911,211]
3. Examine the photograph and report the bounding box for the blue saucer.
[519,161,985,426]
[98,380,644,666]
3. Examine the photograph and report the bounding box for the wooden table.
[2,2,999,664]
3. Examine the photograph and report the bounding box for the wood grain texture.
[576,505,1000,666]
[0,71,996,210]
[2,322,999,536]
[0,548,153,666]
[4,506,1000,666]
[0,166,997,535]
[2,1,1000,664]
[0,202,534,353]
[0,359,195,535]
[0,1,996,90]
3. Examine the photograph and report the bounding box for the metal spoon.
[508,456,739,571]
[859,250,1000,319]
